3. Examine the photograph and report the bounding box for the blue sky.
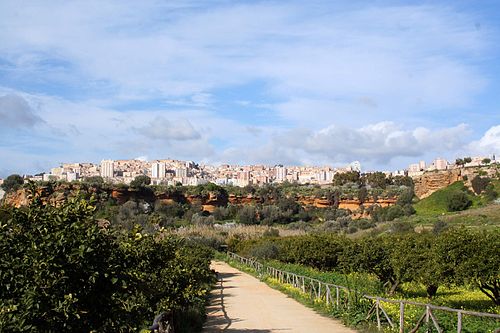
[0,0,499,177]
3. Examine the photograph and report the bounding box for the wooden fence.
[227,252,500,333]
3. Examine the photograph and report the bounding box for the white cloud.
[213,122,472,168]
[468,125,500,155]
[0,2,496,175]
[0,2,488,112]
[134,117,201,141]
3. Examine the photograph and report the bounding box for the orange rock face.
[3,184,397,219]
[413,169,462,199]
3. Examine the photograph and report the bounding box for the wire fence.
[227,251,500,333]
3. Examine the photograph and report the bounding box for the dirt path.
[203,261,357,333]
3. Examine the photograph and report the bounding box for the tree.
[397,187,414,205]
[446,191,471,212]
[390,234,442,298]
[365,172,388,189]
[485,184,498,201]
[83,175,104,186]
[358,187,368,204]
[237,206,258,225]
[130,175,151,188]
[259,205,282,225]
[333,171,361,186]
[436,229,500,305]
[471,176,490,195]
[1,174,24,192]
[464,157,472,164]
[482,158,491,165]
[455,158,465,167]
[0,187,216,331]
[341,236,399,294]
[392,175,414,187]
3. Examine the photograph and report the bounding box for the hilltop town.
[0,155,496,188]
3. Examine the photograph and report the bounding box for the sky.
[0,0,499,177]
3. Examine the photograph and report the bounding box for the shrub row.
[0,192,215,332]
[231,229,500,305]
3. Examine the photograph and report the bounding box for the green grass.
[414,181,473,215]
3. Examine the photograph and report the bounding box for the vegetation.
[414,181,473,215]
[130,175,151,188]
[232,229,500,305]
[1,174,24,193]
[0,187,215,332]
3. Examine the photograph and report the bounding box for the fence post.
[457,311,462,333]
[336,286,340,308]
[399,301,404,333]
[376,298,381,329]
[425,305,430,332]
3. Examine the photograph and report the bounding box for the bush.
[130,175,151,188]
[471,176,490,195]
[249,241,280,260]
[237,206,258,225]
[484,184,498,201]
[0,192,215,331]
[1,174,24,193]
[446,191,472,212]
[263,228,280,237]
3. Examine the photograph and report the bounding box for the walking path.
[203,261,357,333]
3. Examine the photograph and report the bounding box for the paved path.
[203,261,356,333]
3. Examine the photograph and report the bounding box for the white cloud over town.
[0,1,498,175]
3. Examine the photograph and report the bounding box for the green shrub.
[471,176,490,195]
[446,191,472,212]
[0,190,215,332]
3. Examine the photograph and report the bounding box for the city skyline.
[9,154,494,188]
[1,1,500,178]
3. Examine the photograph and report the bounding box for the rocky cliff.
[2,184,396,213]
[412,165,499,199]
[413,169,462,199]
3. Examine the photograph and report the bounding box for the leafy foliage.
[0,189,215,332]
[471,176,491,195]
[234,229,500,305]
[446,190,472,212]
[130,175,151,188]
[1,174,24,193]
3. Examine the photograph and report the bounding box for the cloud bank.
[0,1,498,176]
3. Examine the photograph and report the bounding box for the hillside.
[413,181,472,215]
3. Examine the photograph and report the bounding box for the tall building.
[275,166,287,182]
[175,167,188,178]
[408,163,420,173]
[151,162,166,179]
[100,160,114,178]
[434,158,448,170]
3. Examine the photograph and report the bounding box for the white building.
[275,166,287,183]
[408,163,420,173]
[100,160,115,178]
[151,162,166,179]
[175,167,188,178]
[66,172,79,182]
[434,158,448,170]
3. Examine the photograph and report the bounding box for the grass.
[413,181,472,216]
[223,253,500,332]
